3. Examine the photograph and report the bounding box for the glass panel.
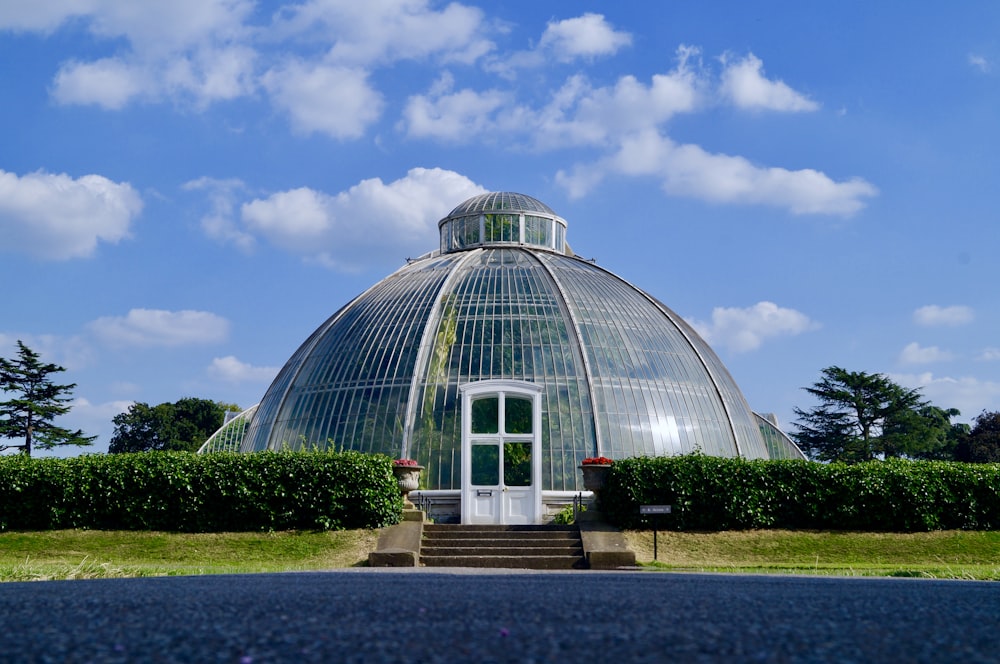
[505,396,532,434]
[471,396,499,433]
[471,443,499,485]
[504,442,532,486]
[524,215,551,248]
[484,214,517,242]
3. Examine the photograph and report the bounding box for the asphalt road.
[0,570,997,663]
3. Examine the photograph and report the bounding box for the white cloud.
[892,373,1000,423]
[51,58,148,109]
[404,47,703,148]
[262,62,383,139]
[898,341,954,365]
[19,0,256,108]
[0,1,90,32]
[273,0,492,66]
[402,73,509,141]
[720,53,819,111]
[208,356,278,383]
[913,304,974,327]
[538,13,631,62]
[977,348,1000,362]
[240,167,486,271]
[183,177,256,252]
[558,130,877,215]
[969,53,991,73]
[0,169,141,260]
[688,301,819,353]
[88,309,230,347]
[1,0,254,54]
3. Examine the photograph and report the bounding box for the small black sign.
[640,504,672,515]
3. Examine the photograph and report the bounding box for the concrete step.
[422,545,583,557]
[420,524,586,570]
[423,530,580,541]
[421,554,587,570]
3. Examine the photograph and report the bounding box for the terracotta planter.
[580,463,612,492]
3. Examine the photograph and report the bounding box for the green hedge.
[0,451,402,532]
[601,455,1000,532]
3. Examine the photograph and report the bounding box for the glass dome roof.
[240,192,803,490]
[446,192,557,216]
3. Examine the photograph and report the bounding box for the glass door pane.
[471,397,499,433]
[503,441,532,486]
[470,443,499,485]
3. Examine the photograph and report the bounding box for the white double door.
[460,381,542,525]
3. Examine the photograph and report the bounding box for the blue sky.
[2,1,999,455]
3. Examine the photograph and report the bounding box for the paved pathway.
[1,570,998,662]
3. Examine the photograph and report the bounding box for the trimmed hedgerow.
[0,451,402,532]
[601,455,1000,532]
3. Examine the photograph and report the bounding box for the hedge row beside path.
[0,451,402,532]
[602,455,1000,532]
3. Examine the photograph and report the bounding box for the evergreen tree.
[0,340,95,456]
[792,366,932,462]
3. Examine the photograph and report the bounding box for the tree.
[792,366,937,463]
[892,405,969,461]
[955,410,1000,463]
[109,397,238,453]
[0,340,95,456]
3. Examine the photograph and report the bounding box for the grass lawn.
[626,529,1000,580]
[2,529,999,581]
[0,530,378,582]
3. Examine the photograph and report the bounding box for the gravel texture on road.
[1,570,997,662]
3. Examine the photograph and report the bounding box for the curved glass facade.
[240,192,805,490]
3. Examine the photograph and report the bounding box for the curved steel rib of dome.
[240,192,803,492]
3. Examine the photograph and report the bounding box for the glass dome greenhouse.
[211,192,802,521]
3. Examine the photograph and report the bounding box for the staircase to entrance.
[420,524,586,570]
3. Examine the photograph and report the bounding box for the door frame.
[459,380,543,524]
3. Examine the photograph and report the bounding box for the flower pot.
[580,464,612,492]
[392,464,424,506]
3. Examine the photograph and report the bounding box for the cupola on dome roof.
[229,191,803,499]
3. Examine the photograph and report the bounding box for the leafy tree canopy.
[109,397,239,454]
[792,366,961,463]
[955,410,1000,463]
[0,340,95,456]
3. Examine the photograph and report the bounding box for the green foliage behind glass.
[0,451,401,532]
[601,455,1000,532]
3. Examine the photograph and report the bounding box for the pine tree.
[0,340,95,456]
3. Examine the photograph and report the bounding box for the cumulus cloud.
[88,309,230,347]
[31,0,491,113]
[239,167,486,270]
[0,169,141,260]
[404,47,702,148]
[719,53,819,112]
[913,304,974,327]
[558,130,877,214]
[273,0,492,66]
[401,73,509,140]
[538,13,631,62]
[688,301,819,353]
[898,341,954,365]
[208,356,278,383]
[183,177,255,252]
[893,373,1000,423]
[261,61,383,139]
[31,0,257,108]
